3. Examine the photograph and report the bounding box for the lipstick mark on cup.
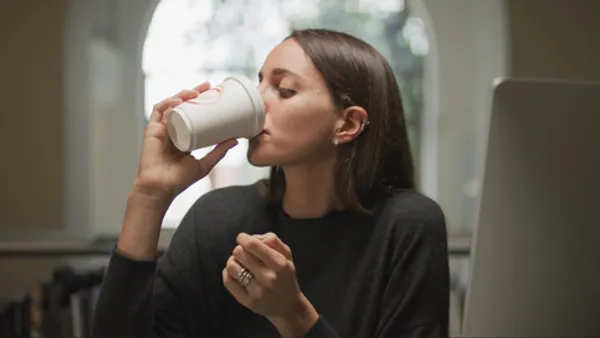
[187,85,224,106]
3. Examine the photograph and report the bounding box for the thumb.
[195,139,238,179]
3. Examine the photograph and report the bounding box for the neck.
[281,158,343,219]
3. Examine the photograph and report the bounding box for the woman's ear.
[332,106,369,145]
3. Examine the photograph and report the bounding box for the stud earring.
[333,127,342,145]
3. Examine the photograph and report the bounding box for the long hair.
[262,28,415,213]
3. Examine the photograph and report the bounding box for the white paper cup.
[165,75,265,152]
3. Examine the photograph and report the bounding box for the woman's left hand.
[222,232,319,336]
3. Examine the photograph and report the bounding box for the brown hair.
[262,28,416,213]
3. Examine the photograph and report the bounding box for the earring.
[333,127,342,145]
[359,120,370,132]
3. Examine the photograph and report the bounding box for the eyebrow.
[258,67,303,82]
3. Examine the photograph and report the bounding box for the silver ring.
[236,267,254,288]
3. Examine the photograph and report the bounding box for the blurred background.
[0,0,599,336]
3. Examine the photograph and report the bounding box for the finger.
[225,255,265,295]
[193,81,211,93]
[232,246,273,286]
[149,97,182,123]
[222,267,249,306]
[171,89,200,102]
[195,139,238,178]
[262,232,293,261]
[149,89,202,123]
[233,245,264,271]
[237,233,288,270]
[225,255,246,285]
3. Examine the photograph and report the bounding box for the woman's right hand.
[133,81,238,204]
[117,82,238,260]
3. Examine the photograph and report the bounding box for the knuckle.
[283,261,296,275]
[236,233,244,243]
[222,269,231,286]
[264,272,277,288]
[273,257,287,272]
[248,238,261,250]
[175,89,190,98]
[233,250,245,264]
[233,245,243,255]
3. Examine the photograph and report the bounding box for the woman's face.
[247,38,339,167]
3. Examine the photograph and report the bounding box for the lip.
[251,130,268,141]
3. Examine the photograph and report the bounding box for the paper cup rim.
[166,108,195,151]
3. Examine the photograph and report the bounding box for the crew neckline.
[250,182,368,225]
[278,207,355,223]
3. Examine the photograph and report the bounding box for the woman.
[91,28,450,338]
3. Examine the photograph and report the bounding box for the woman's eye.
[277,87,296,99]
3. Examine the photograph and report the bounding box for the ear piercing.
[333,121,369,145]
[360,120,370,132]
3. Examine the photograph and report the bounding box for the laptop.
[462,78,600,337]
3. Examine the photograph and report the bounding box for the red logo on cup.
[188,85,224,106]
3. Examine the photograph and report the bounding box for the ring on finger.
[236,267,254,288]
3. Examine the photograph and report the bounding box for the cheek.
[248,105,334,165]
[271,109,330,145]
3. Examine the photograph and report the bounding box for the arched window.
[143,0,428,228]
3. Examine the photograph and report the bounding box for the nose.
[257,82,270,113]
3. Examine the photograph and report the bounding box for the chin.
[247,143,278,167]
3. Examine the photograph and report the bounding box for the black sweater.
[91,184,450,337]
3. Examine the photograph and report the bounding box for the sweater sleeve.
[91,204,211,337]
[304,316,339,337]
[375,200,451,338]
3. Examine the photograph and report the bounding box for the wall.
[64,0,158,239]
[418,0,508,234]
[0,0,69,299]
[0,0,66,234]
[508,0,600,81]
